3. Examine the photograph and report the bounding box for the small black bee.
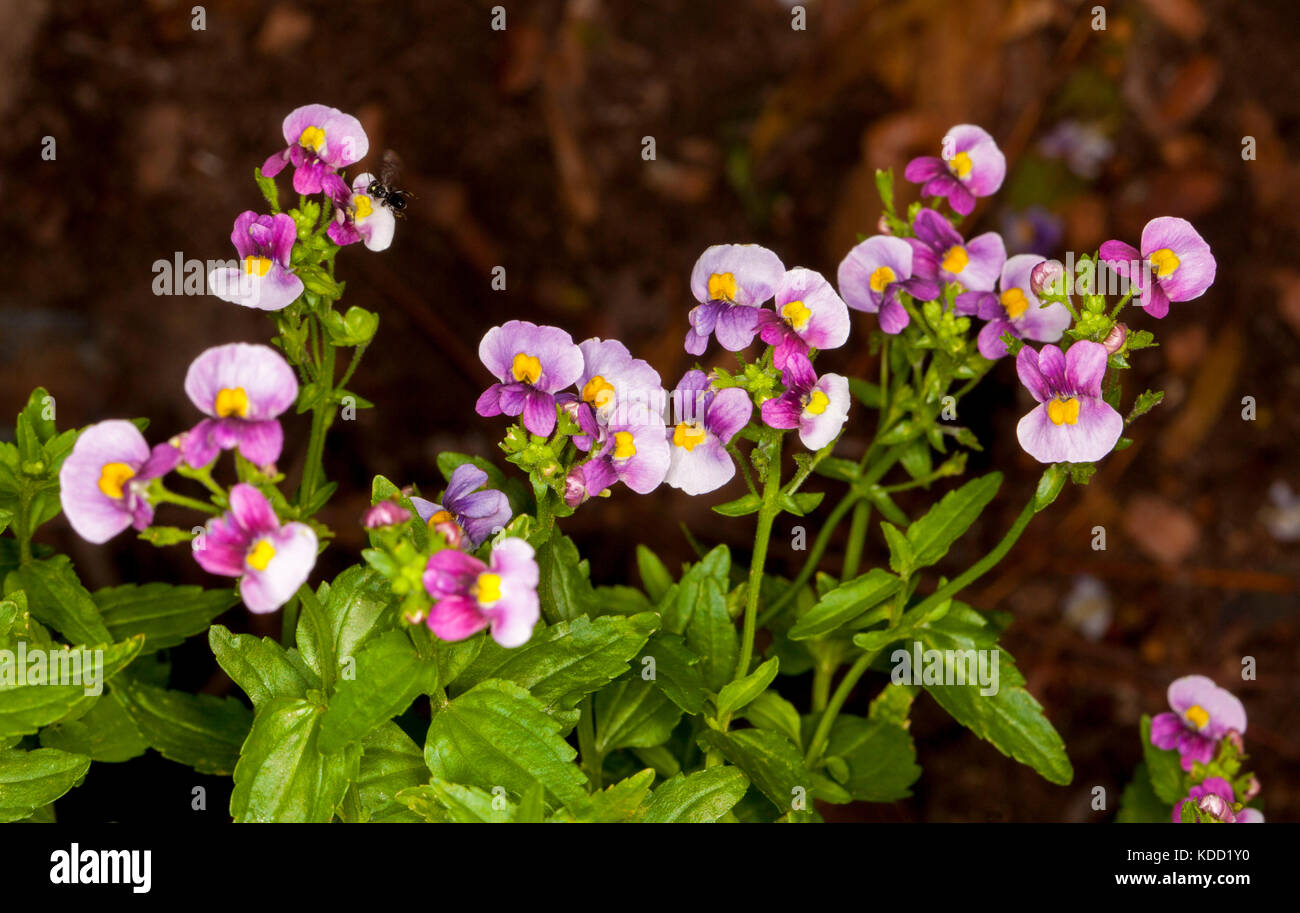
[366,149,413,216]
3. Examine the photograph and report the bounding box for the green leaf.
[713,493,761,517]
[899,438,933,481]
[881,521,915,575]
[641,633,707,714]
[550,769,656,823]
[253,165,280,212]
[13,557,111,646]
[351,722,427,823]
[0,747,90,822]
[660,544,730,636]
[1117,762,1174,823]
[455,613,658,713]
[848,378,884,408]
[112,677,252,775]
[700,729,813,815]
[824,715,921,801]
[675,549,738,692]
[644,766,750,823]
[423,680,588,806]
[230,696,360,822]
[208,624,316,707]
[595,677,682,753]
[536,529,596,623]
[404,779,515,822]
[716,656,779,720]
[868,683,918,727]
[742,691,804,748]
[1034,463,1067,511]
[297,567,397,683]
[0,636,144,739]
[914,606,1073,785]
[39,691,148,763]
[814,456,860,483]
[95,583,238,654]
[1140,714,1187,804]
[318,631,435,753]
[777,491,824,517]
[789,569,901,640]
[905,472,1002,568]
[636,545,673,603]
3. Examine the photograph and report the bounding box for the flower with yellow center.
[214,387,250,419]
[298,125,326,154]
[428,509,455,529]
[1000,287,1030,320]
[511,353,542,385]
[612,431,637,460]
[941,245,970,274]
[352,194,373,220]
[246,539,276,572]
[672,422,707,452]
[948,151,973,179]
[473,571,503,605]
[243,255,272,277]
[804,390,830,416]
[1184,704,1210,730]
[707,272,738,302]
[1148,248,1180,279]
[1046,396,1080,426]
[582,375,616,410]
[97,462,135,500]
[869,265,896,294]
[781,299,811,331]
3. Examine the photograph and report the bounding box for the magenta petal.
[428,596,491,642]
[1149,712,1184,751]
[521,390,557,437]
[1015,346,1051,403]
[235,420,284,466]
[1141,280,1171,319]
[261,150,289,178]
[475,384,505,417]
[878,299,910,334]
[182,419,221,468]
[904,156,946,183]
[1064,340,1108,397]
[706,387,753,444]
[977,318,1014,359]
[761,392,803,430]
[228,483,279,536]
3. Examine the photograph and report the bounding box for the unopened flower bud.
[563,467,588,508]
[1225,729,1245,754]
[559,398,582,421]
[1103,322,1127,355]
[1030,258,1065,297]
[877,214,893,236]
[431,515,465,550]
[363,500,411,529]
[1241,775,1260,801]
[1197,793,1231,822]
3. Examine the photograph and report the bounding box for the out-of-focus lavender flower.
[1061,575,1112,642]
[999,206,1065,258]
[1038,120,1114,180]
[1151,675,1247,772]
[423,538,539,647]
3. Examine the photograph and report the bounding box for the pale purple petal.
[689,244,785,307]
[240,522,317,614]
[798,373,850,451]
[706,387,753,444]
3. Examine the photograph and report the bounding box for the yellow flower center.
[781,299,811,331]
[214,387,250,419]
[804,390,830,416]
[246,539,276,572]
[474,572,503,605]
[428,509,454,528]
[1000,287,1030,320]
[1185,704,1210,730]
[869,265,896,293]
[612,431,637,460]
[941,245,969,274]
[353,194,373,220]
[1046,396,1080,426]
[511,352,542,385]
[672,422,707,452]
[707,272,737,302]
[298,125,326,153]
[97,462,135,499]
[1149,248,1180,279]
[949,151,973,179]
[582,375,616,410]
[243,255,272,277]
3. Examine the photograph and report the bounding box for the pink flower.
[422,538,539,648]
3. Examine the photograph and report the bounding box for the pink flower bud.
[1241,776,1260,801]
[1103,322,1127,355]
[1197,793,1231,822]
[563,467,588,508]
[877,215,893,236]
[1225,729,1245,754]
[432,518,465,549]
[1030,258,1065,297]
[363,501,411,529]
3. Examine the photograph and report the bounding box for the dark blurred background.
[2,0,1297,822]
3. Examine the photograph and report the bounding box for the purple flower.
[208,212,303,312]
[565,413,671,506]
[1099,217,1216,319]
[1151,675,1247,772]
[1173,777,1263,824]
[182,343,299,469]
[194,483,318,614]
[423,538,539,648]
[1015,341,1122,464]
[955,254,1073,359]
[58,421,181,544]
[476,321,584,437]
[760,352,850,451]
[755,268,850,369]
[837,235,940,334]
[663,370,753,496]
[409,464,512,548]
[327,173,396,252]
[261,103,368,196]
[908,208,1006,294]
[999,206,1065,258]
[904,124,1006,216]
[684,244,785,355]
[574,338,663,428]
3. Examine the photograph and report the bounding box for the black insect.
[366,150,413,216]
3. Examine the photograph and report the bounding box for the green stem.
[805,649,879,766]
[298,337,337,507]
[840,499,871,580]
[578,695,602,789]
[733,432,783,684]
[150,489,221,515]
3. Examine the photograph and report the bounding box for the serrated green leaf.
[404,779,515,822]
[318,631,434,753]
[636,545,673,603]
[549,768,654,822]
[742,691,803,748]
[644,766,749,823]
[13,557,111,646]
[825,715,921,801]
[39,690,148,763]
[1116,761,1174,823]
[230,696,359,822]
[536,529,596,623]
[699,729,814,815]
[641,633,707,714]
[0,747,90,822]
[95,583,238,654]
[595,676,682,753]
[208,624,316,707]
[881,521,914,575]
[0,636,144,739]
[297,566,397,682]
[351,722,427,823]
[113,677,252,775]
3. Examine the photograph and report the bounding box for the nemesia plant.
[0,109,1259,825]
